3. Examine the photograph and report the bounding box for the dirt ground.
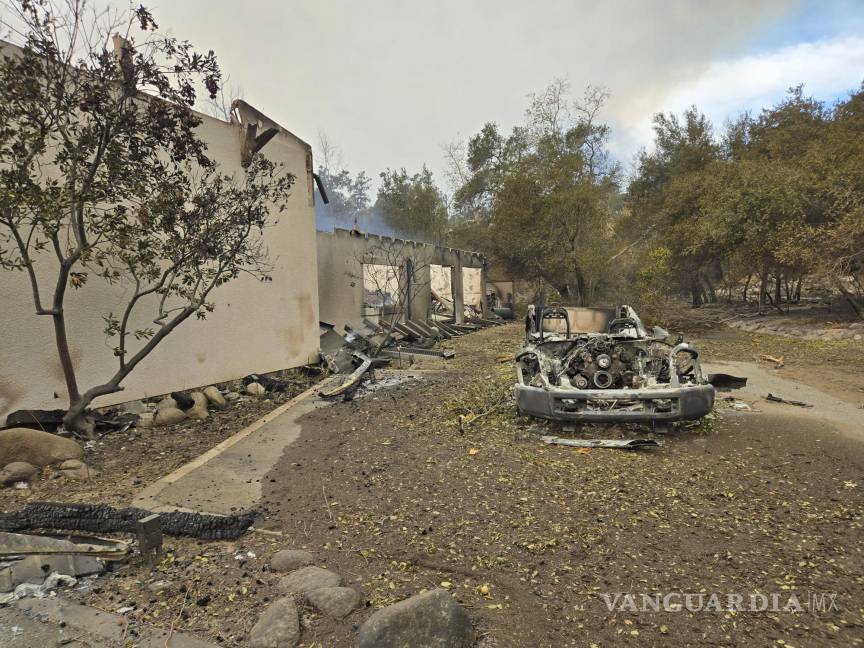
[3,323,863,647]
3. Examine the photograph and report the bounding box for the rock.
[156,397,178,411]
[58,460,97,480]
[203,386,226,409]
[850,321,864,330]
[154,407,186,426]
[0,428,83,467]
[355,588,474,648]
[271,549,314,573]
[170,391,196,410]
[855,334,862,341]
[147,579,176,594]
[0,461,38,485]
[246,382,266,397]
[305,586,361,618]
[185,392,209,420]
[224,391,241,402]
[277,566,340,595]
[249,596,300,648]
[119,400,148,415]
[136,412,155,429]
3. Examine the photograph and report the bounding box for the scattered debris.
[0,572,78,604]
[320,353,373,400]
[759,353,785,368]
[541,436,660,449]
[0,531,128,596]
[136,513,162,560]
[765,393,813,408]
[0,503,255,540]
[707,373,748,390]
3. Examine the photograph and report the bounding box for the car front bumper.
[515,383,715,422]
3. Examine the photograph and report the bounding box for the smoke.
[314,183,438,244]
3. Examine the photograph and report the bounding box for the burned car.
[515,304,714,428]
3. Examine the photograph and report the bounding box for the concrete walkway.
[704,360,864,441]
[0,597,217,647]
[133,379,337,515]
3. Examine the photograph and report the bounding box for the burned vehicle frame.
[515,305,715,429]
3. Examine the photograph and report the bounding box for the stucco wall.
[0,107,320,420]
[317,229,486,332]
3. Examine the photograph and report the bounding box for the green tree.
[450,80,620,305]
[376,166,448,242]
[0,1,294,433]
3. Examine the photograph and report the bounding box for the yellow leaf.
[468,448,479,456]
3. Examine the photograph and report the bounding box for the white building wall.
[0,106,320,420]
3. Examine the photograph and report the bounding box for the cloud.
[609,34,864,168]
[143,0,797,187]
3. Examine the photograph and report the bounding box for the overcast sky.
[151,0,864,188]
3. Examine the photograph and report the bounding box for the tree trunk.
[774,273,782,305]
[742,273,752,302]
[794,277,802,302]
[836,280,864,320]
[690,278,703,308]
[757,272,767,315]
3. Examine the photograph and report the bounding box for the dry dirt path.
[245,323,864,647]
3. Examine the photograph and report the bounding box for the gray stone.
[203,386,226,409]
[154,407,186,426]
[0,428,83,467]
[249,596,300,648]
[58,460,97,480]
[306,586,361,618]
[0,461,38,485]
[270,549,314,572]
[355,588,474,648]
[224,391,241,402]
[136,412,155,428]
[147,579,176,594]
[119,399,149,415]
[277,566,340,595]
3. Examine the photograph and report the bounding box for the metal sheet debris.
[541,436,660,449]
[765,393,813,408]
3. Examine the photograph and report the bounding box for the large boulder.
[355,588,474,648]
[271,549,314,573]
[0,428,82,467]
[0,462,38,485]
[278,566,340,595]
[249,596,300,648]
